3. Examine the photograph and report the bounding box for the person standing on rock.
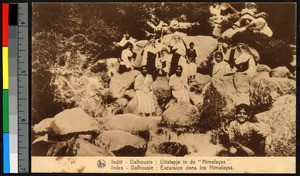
[142,38,160,80]
[186,42,198,82]
[212,51,231,79]
[169,34,188,80]
[169,65,190,103]
[228,104,272,156]
[119,42,135,74]
[134,66,156,117]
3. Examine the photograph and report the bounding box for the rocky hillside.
[32,33,295,157]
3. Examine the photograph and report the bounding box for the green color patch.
[3,89,9,132]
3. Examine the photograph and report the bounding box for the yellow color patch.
[2,47,9,89]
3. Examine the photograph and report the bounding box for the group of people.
[115,32,198,116]
[116,32,259,117]
[211,42,257,79]
[210,2,273,39]
[114,32,271,156]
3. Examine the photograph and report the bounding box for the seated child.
[228,104,272,156]
[212,51,231,79]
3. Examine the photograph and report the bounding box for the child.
[228,104,272,156]
[158,47,172,77]
[212,51,231,79]
[186,42,197,81]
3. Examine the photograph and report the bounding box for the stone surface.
[33,118,54,134]
[162,102,200,127]
[250,77,295,113]
[256,95,296,156]
[199,75,250,130]
[73,139,113,156]
[109,70,140,98]
[34,108,101,135]
[270,66,291,78]
[162,33,218,65]
[102,113,161,133]
[115,98,129,107]
[94,130,147,152]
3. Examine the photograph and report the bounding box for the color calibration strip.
[2,3,19,173]
[2,3,10,173]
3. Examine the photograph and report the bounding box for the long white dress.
[169,74,190,103]
[134,74,156,114]
[212,61,231,79]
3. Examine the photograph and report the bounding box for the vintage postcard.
[31,2,296,173]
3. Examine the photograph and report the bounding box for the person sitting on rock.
[134,66,156,117]
[118,42,135,74]
[233,43,257,77]
[114,31,137,48]
[142,38,160,80]
[212,51,231,79]
[228,103,272,156]
[186,42,198,82]
[169,65,190,103]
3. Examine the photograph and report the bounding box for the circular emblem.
[97,159,106,169]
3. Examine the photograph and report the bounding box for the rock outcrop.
[94,130,147,156]
[162,102,200,127]
[72,139,114,156]
[270,66,291,78]
[109,70,140,98]
[101,113,161,133]
[256,95,296,156]
[199,74,250,130]
[33,108,100,135]
[250,77,296,113]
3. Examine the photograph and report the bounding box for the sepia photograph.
[31,2,296,173]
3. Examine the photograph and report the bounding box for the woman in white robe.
[142,38,160,80]
[134,66,156,116]
[233,43,257,77]
[169,34,188,82]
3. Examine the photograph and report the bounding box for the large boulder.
[94,130,147,156]
[72,139,113,156]
[270,66,291,78]
[114,98,128,107]
[162,102,200,127]
[101,113,161,133]
[254,64,271,78]
[33,108,100,135]
[256,95,296,156]
[109,70,140,98]
[199,74,250,130]
[162,33,218,64]
[250,77,296,113]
